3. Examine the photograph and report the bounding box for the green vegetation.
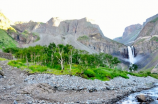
[4,43,158,80]
[77,35,89,41]
[150,17,158,23]
[21,30,40,41]
[32,32,40,42]
[21,30,29,38]
[0,29,17,49]
[0,57,7,61]
[5,43,122,80]
[129,64,138,71]
[150,36,158,42]
[7,27,17,34]
[135,39,145,45]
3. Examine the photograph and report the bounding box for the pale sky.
[0,0,158,39]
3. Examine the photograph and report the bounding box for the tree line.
[4,43,120,72]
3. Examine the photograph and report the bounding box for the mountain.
[13,17,126,54]
[132,14,158,72]
[114,24,142,45]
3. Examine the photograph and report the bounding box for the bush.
[129,64,138,71]
[84,69,95,77]
[77,35,89,41]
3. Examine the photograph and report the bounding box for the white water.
[117,85,158,104]
[128,46,135,64]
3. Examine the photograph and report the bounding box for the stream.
[116,84,158,104]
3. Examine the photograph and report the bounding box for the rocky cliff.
[134,17,158,54]
[114,24,142,45]
[132,14,158,72]
[13,17,126,54]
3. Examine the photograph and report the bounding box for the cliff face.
[114,24,142,45]
[13,17,126,54]
[134,18,158,54]
[132,15,158,72]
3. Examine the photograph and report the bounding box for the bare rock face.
[123,24,142,38]
[133,18,158,55]
[13,17,125,54]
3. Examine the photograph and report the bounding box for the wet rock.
[13,100,18,104]
[136,94,146,102]
[136,94,154,103]
[0,71,4,76]
[0,75,3,78]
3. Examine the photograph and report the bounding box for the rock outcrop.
[0,52,13,60]
[114,24,142,45]
[133,16,158,55]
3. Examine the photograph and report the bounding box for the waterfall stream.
[128,46,135,64]
[117,85,158,104]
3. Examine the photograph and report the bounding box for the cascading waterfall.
[127,46,135,64]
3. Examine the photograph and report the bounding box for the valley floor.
[0,60,158,104]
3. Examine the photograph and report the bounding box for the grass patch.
[0,29,17,49]
[77,35,89,41]
[135,39,145,45]
[150,17,158,23]
[0,57,7,61]
[8,60,158,81]
[150,36,158,42]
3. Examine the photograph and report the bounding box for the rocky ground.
[0,60,158,104]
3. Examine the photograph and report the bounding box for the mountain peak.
[47,17,62,26]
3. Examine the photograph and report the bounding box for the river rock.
[136,94,154,103]
[0,70,4,76]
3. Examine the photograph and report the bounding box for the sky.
[0,0,158,39]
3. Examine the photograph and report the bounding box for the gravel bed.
[24,74,158,92]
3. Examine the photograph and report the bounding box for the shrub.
[77,35,89,41]
[129,64,138,71]
[84,69,95,77]
[150,36,158,42]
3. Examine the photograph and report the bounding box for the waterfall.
[127,46,135,64]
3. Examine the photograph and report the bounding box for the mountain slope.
[0,12,17,49]
[14,17,126,54]
[132,14,158,72]
[114,24,142,45]
[0,29,17,48]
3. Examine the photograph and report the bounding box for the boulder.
[0,70,4,76]
[136,94,154,103]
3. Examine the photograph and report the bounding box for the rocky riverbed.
[0,60,158,104]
